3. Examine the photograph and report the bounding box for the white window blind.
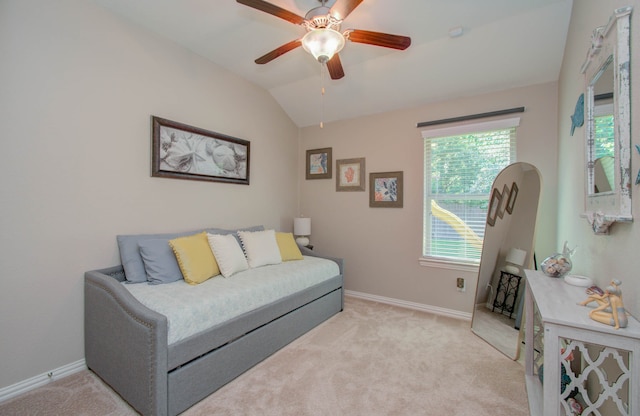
[422,118,518,264]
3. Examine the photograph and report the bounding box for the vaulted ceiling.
[92,0,573,127]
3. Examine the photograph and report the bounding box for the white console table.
[524,269,640,416]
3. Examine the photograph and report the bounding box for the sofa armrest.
[298,245,344,277]
[84,267,169,416]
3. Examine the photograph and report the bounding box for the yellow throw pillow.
[275,232,303,261]
[169,232,220,284]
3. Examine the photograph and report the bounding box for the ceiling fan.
[236,0,411,80]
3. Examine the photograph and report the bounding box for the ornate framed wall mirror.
[581,6,633,234]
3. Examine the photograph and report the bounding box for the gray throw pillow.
[138,239,184,285]
[117,231,196,283]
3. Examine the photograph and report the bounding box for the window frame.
[420,117,519,269]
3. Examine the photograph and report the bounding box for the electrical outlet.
[456,278,465,292]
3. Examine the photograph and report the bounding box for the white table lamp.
[294,217,311,246]
[504,248,527,275]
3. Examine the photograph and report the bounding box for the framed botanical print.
[498,184,510,219]
[336,158,365,191]
[506,182,518,214]
[487,187,502,226]
[306,147,332,179]
[370,171,403,207]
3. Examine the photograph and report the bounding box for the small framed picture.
[306,147,332,179]
[498,184,510,219]
[506,182,519,214]
[487,187,502,226]
[336,158,366,191]
[370,171,403,208]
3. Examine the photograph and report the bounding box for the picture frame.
[336,158,366,191]
[487,187,502,226]
[306,147,332,179]
[151,116,250,185]
[505,182,519,214]
[369,171,403,208]
[498,184,510,219]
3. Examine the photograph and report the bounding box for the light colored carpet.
[0,297,529,415]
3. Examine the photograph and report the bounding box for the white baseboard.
[0,359,87,403]
[345,290,472,321]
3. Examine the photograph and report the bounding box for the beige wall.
[5,0,638,397]
[0,0,299,389]
[557,0,640,318]
[299,82,559,314]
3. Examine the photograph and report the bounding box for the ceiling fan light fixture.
[301,28,345,63]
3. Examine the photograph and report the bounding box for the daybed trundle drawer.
[167,288,343,415]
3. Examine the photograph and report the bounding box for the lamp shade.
[301,28,345,63]
[506,248,527,266]
[504,248,527,274]
[294,217,311,236]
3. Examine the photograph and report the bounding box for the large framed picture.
[369,171,403,208]
[336,158,366,191]
[306,147,332,179]
[152,116,250,185]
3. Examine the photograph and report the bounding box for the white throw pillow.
[237,229,282,268]
[207,233,249,277]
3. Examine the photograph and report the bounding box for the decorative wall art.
[306,147,332,180]
[498,184,510,219]
[505,182,518,214]
[151,116,250,185]
[336,158,366,191]
[487,187,502,226]
[570,93,584,136]
[369,171,403,208]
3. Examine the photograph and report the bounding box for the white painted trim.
[345,290,472,321]
[0,359,86,403]
[419,257,479,273]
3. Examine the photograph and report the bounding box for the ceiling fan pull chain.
[320,63,326,128]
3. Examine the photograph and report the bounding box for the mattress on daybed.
[123,255,340,345]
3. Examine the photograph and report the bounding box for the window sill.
[419,257,479,273]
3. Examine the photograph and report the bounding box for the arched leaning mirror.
[581,6,633,234]
[471,162,542,360]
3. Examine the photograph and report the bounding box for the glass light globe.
[301,28,345,63]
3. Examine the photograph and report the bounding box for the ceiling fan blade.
[326,54,345,80]
[347,29,411,50]
[236,0,305,25]
[255,39,302,64]
[330,0,364,21]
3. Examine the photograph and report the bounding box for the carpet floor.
[0,297,529,415]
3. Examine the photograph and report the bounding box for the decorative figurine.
[579,279,628,329]
[567,397,584,415]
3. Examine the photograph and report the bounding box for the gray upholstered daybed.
[84,227,343,416]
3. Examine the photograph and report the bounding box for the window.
[421,118,518,266]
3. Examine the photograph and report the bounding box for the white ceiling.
[92,0,574,127]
